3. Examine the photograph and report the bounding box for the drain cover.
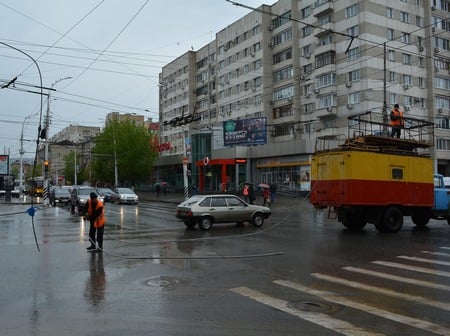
[144,275,184,288]
[288,301,335,313]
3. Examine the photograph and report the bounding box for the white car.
[111,187,139,204]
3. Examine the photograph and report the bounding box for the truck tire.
[411,213,430,227]
[340,208,367,230]
[380,206,403,233]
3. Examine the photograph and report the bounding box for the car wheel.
[199,216,213,230]
[252,213,264,227]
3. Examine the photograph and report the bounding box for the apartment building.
[157,0,450,192]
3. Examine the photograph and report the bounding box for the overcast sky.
[0,0,277,159]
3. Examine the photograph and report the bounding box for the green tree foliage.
[63,150,88,185]
[91,120,157,186]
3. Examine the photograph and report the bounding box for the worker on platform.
[390,104,404,138]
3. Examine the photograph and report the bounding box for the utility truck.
[310,111,450,233]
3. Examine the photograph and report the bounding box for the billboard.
[0,155,9,175]
[223,117,267,146]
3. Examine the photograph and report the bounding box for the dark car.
[176,194,271,230]
[70,187,104,214]
[97,187,117,202]
[49,187,71,207]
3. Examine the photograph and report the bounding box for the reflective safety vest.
[87,199,105,228]
[390,109,404,127]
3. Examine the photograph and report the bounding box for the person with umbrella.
[155,182,161,198]
[262,186,270,207]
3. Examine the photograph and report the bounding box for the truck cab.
[433,174,450,213]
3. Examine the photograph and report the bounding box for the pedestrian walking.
[269,183,277,204]
[262,187,270,207]
[84,192,105,252]
[248,184,256,204]
[242,184,249,202]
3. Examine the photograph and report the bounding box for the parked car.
[97,187,117,202]
[70,187,104,214]
[49,187,71,207]
[111,187,138,204]
[176,194,271,230]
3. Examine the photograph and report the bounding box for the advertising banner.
[0,155,9,175]
[223,117,267,146]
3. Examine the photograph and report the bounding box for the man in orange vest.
[85,192,105,252]
[390,104,404,138]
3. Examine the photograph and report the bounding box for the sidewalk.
[136,190,309,206]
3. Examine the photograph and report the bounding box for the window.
[389,71,397,82]
[303,84,312,95]
[317,94,337,109]
[387,28,394,40]
[401,32,411,44]
[272,85,294,101]
[400,12,410,23]
[347,25,359,37]
[349,69,360,82]
[303,63,313,75]
[348,92,360,104]
[389,93,397,105]
[402,53,412,64]
[392,168,403,180]
[318,34,332,46]
[388,50,395,61]
[273,66,293,83]
[403,74,412,85]
[304,103,314,114]
[319,15,331,25]
[272,11,291,29]
[273,48,292,64]
[316,51,336,68]
[419,57,424,67]
[302,25,312,37]
[253,59,262,70]
[303,44,312,57]
[387,7,393,18]
[271,29,292,47]
[435,77,450,90]
[316,72,336,88]
[347,47,360,61]
[302,6,312,18]
[346,4,359,18]
[416,16,423,27]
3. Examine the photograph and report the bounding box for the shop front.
[196,158,247,193]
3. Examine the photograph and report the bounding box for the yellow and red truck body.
[310,149,434,208]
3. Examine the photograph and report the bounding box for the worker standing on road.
[84,192,105,252]
[390,104,404,138]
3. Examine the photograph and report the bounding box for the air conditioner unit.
[346,82,352,88]
[304,52,311,59]
[405,105,411,111]
[347,104,353,109]
[250,51,255,57]
[305,93,311,98]
[300,75,306,81]
[403,83,410,90]
[419,46,424,52]
[435,47,440,53]
[268,25,274,31]
[314,88,320,94]
[269,41,274,48]
[431,5,436,11]
[432,26,436,32]
[326,107,333,113]
[438,108,443,114]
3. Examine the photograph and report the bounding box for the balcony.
[314,0,334,17]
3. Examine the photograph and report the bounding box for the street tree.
[63,150,88,185]
[91,120,157,186]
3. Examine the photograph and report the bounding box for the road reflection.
[84,253,106,308]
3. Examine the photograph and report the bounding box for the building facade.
[157,0,450,193]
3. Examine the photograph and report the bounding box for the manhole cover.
[288,301,335,313]
[144,275,184,288]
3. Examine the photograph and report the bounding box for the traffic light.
[44,160,49,173]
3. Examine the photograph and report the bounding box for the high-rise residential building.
[157,0,450,193]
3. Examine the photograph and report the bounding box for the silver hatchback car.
[176,194,271,230]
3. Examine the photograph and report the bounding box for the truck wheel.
[381,206,403,233]
[341,209,367,230]
[411,213,430,227]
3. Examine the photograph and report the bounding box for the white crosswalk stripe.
[231,246,450,335]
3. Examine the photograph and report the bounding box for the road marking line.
[343,266,450,291]
[372,261,450,278]
[397,256,450,266]
[274,280,450,336]
[441,247,450,250]
[311,273,450,311]
[422,251,450,258]
[230,286,384,336]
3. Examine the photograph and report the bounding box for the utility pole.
[44,77,71,205]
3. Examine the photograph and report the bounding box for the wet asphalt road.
[0,195,449,336]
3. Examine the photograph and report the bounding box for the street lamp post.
[19,112,38,192]
[43,77,71,205]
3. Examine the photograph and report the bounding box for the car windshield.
[78,189,96,195]
[55,190,70,195]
